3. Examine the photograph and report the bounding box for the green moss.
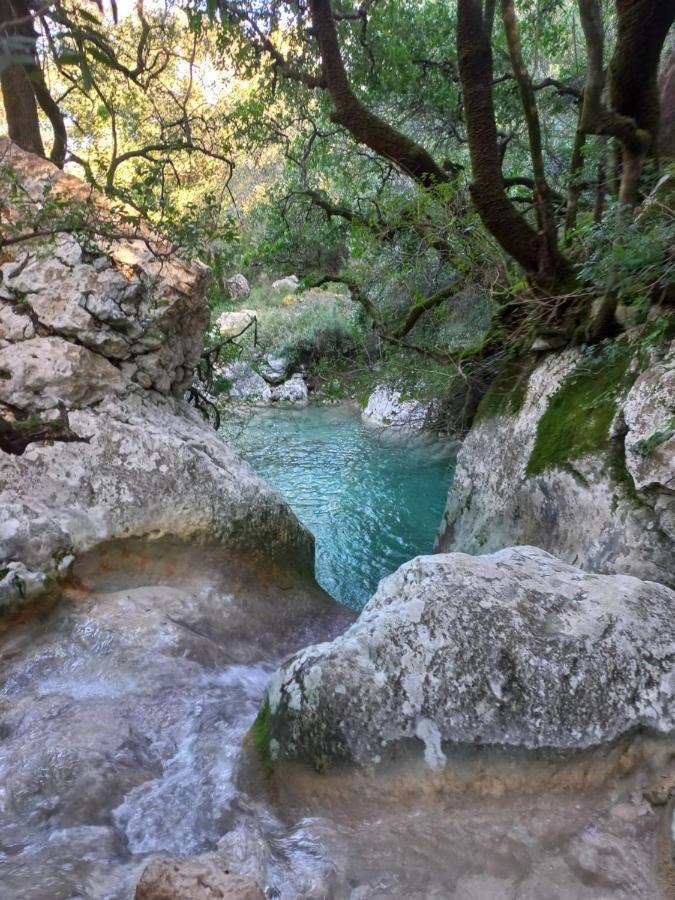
[249,696,273,775]
[473,356,534,424]
[526,341,635,477]
[0,368,11,379]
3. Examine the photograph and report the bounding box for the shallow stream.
[0,409,672,899]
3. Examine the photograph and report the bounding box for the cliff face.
[0,140,317,610]
[435,343,675,587]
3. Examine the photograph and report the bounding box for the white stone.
[362,384,436,430]
[271,373,309,404]
[271,275,300,292]
[264,547,675,770]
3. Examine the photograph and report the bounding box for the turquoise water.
[223,404,456,610]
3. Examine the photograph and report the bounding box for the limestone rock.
[263,547,675,771]
[0,142,316,614]
[0,138,210,397]
[271,274,299,292]
[437,347,675,586]
[222,361,272,403]
[271,373,309,404]
[135,857,264,900]
[226,273,251,301]
[362,385,436,431]
[217,310,256,337]
[259,354,288,384]
[0,336,126,411]
[0,392,314,610]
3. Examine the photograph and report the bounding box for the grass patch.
[526,340,636,477]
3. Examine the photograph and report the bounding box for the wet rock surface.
[0,538,671,900]
[264,547,675,770]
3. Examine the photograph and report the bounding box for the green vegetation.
[2,0,674,433]
[526,341,636,477]
[249,696,273,775]
[473,357,536,425]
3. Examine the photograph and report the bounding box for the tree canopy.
[1,0,674,365]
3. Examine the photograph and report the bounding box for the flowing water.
[221,404,456,609]
[1,410,673,899]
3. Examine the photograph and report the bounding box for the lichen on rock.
[260,547,675,772]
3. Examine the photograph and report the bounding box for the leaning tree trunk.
[0,0,66,165]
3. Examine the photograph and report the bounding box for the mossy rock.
[526,340,636,477]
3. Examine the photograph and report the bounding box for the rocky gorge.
[0,140,674,900]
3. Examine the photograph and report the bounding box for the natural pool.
[222,403,457,609]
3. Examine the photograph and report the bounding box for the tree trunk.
[0,0,66,165]
[0,64,44,156]
[456,0,570,289]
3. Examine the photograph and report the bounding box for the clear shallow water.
[222,404,457,609]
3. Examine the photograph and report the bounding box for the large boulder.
[258,354,288,384]
[271,372,309,404]
[260,547,675,771]
[436,344,675,586]
[221,361,273,403]
[0,141,315,612]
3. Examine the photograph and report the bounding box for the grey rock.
[259,354,288,384]
[263,547,675,771]
[362,384,436,431]
[271,274,299,292]
[437,347,675,586]
[0,392,314,611]
[226,273,251,301]
[222,361,272,403]
[0,139,210,398]
[0,300,35,341]
[0,336,127,411]
[271,373,308,404]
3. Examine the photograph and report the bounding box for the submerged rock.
[135,856,264,900]
[362,385,437,431]
[437,345,675,586]
[261,547,675,771]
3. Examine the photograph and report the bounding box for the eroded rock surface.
[436,345,675,586]
[135,856,264,900]
[0,140,314,611]
[262,547,675,771]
